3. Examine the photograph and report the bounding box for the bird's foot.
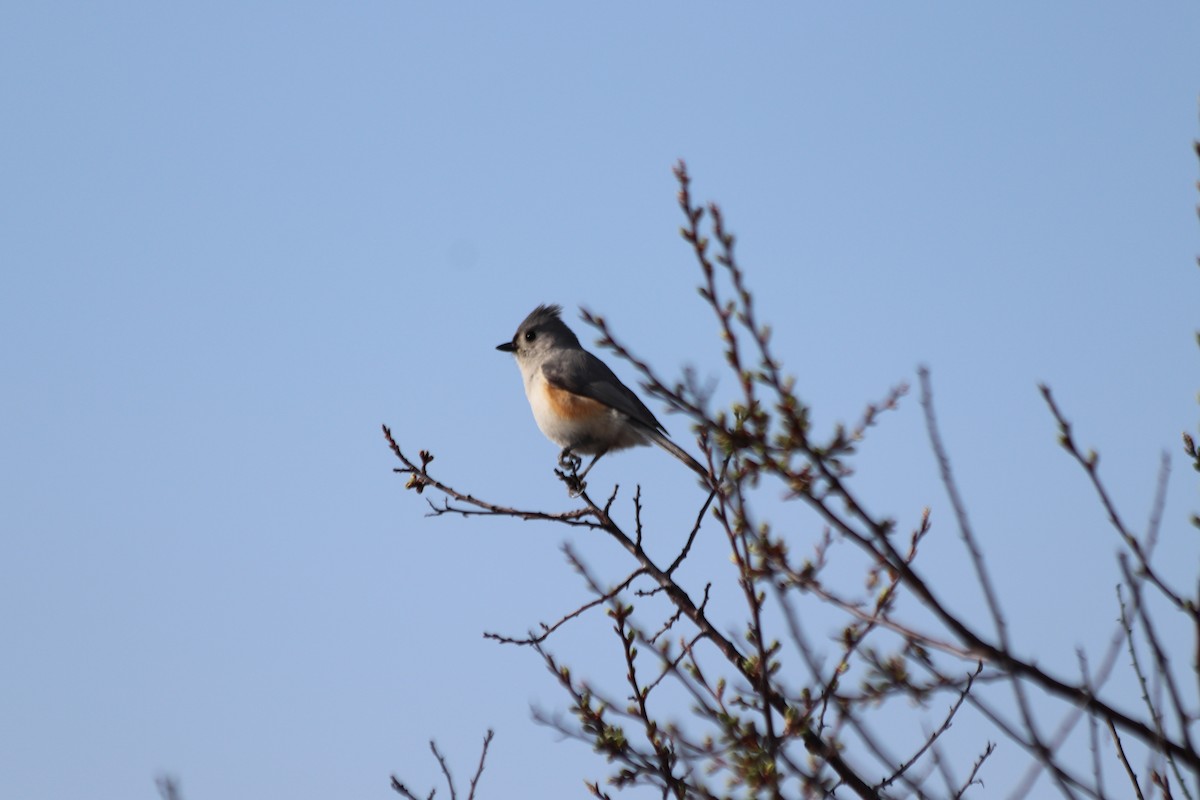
[556,449,586,496]
[558,448,582,471]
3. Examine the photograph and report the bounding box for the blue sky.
[2,3,1198,798]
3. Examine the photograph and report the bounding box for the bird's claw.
[558,448,582,471]
[556,449,586,496]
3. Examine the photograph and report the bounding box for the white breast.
[522,366,647,454]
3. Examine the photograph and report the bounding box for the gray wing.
[541,349,668,434]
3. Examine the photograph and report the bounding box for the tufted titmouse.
[497,304,707,481]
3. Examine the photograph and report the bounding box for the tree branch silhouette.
[384,155,1200,797]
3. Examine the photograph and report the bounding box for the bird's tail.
[646,429,710,481]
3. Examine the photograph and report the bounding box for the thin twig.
[467,730,494,800]
[1109,717,1146,800]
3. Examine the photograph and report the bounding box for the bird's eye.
[524,330,537,342]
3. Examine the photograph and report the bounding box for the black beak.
[496,341,515,352]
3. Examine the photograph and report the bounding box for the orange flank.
[542,382,608,420]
